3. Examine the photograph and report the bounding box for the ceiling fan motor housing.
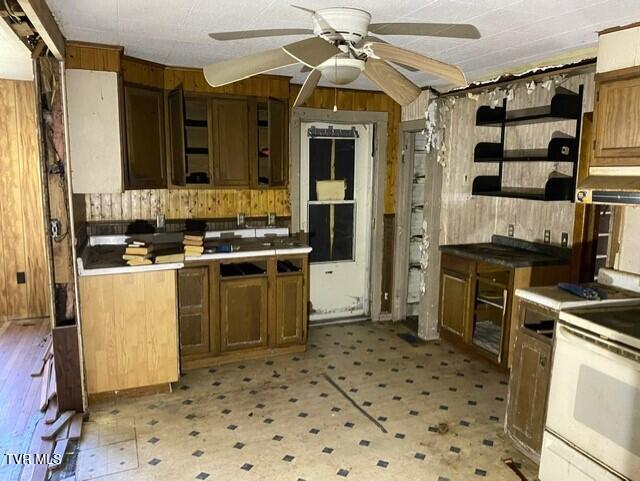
[312,7,372,43]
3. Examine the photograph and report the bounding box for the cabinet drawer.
[441,253,473,275]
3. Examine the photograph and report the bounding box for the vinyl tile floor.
[74,321,538,481]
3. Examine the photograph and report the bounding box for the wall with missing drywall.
[400,68,595,340]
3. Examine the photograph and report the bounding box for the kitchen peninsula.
[77,229,310,399]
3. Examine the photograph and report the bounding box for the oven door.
[546,321,640,479]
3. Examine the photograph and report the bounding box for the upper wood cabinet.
[168,87,186,186]
[592,68,640,167]
[123,84,167,189]
[211,98,251,187]
[167,89,289,188]
[254,98,288,187]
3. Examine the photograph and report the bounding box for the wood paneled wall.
[291,85,401,214]
[66,42,401,220]
[0,80,49,321]
[85,188,291,221]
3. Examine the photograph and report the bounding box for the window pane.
[335,139,355,200]
[308,204,355,263]
[309,139,332,201]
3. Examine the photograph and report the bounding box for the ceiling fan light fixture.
[318,57,365,85]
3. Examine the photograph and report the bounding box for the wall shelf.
[474,137,578,163]
[476,87,582,126]
[471,85,584,202]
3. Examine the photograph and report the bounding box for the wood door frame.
[290,108,387,321]
[392,119,443,340]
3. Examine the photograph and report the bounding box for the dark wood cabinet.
[211,98,251,186]
[275,274,304,346]
[438,249,570,369]
[123,84,166,189]
[168,86,186,186]
[167,91,288,188]
[592,68,640,166]
[177,255,308,369]
[178,267,209,356]
[220,275,268,351]
[505,298,555,461]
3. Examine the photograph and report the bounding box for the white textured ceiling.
[47,0,640,90]
[0,20,33,80]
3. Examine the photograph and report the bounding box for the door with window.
[300,123,373,321]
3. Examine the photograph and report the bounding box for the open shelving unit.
[472,86,584,201]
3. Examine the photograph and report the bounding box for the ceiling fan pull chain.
[333,87,338,112]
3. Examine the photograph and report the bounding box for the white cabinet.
[65,69,123,193]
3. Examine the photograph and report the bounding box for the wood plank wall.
[65,42,401,221]
[0,80,49,322]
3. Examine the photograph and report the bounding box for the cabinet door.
[269,98,288,187]
[439,268,470,341]
[211,98,250,186]
[593,74,640,166]
[275,274,304,345]
[220,276,268,351]
[178,267,210,357]
[168,86,186,186]
[506,328,552,457]
[124,84,166,189]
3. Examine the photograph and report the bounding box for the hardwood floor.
[0,318,50,479]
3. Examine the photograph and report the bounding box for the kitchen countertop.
[77,235,312,277]
[440,235,571,268]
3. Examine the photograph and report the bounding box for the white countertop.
[77,245,312,277]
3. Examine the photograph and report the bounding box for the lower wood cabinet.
[439,266,471,342]
[220,276,268,352]
[177,267,209,357]
[178,255,308,369]
[275,274,304,345]
[506,326,551,460]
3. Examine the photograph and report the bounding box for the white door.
[300,122,373,321]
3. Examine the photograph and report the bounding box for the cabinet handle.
[540,355,547,367]
[325,270,333,274]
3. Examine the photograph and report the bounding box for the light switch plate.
[561,232,569,247]
[544,230,551,244]
[508,224,514,237]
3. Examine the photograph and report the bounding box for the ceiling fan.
[203,5,480,107]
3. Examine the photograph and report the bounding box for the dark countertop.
[440,235,571,268]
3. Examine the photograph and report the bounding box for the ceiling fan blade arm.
[369,22,481,39]
[294,69,321,107]
[290,4,315,14]
[363,58,421,106]
[209,29,313,41]
[369,42,467,86]
[282,37,341,68]
[203,48,299,87]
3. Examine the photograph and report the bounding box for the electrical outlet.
[508,224,514,237]
[544,230,551,244]
[561,232,569,247]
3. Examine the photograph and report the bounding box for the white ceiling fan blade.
[290,4,315,14]
[369,22,480,39]
[282,37,341,68]
[363,58,421,106]
[203,48,298,87]
[294,69,321,107]
[209,29,313,41]
[368,42,467,86]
